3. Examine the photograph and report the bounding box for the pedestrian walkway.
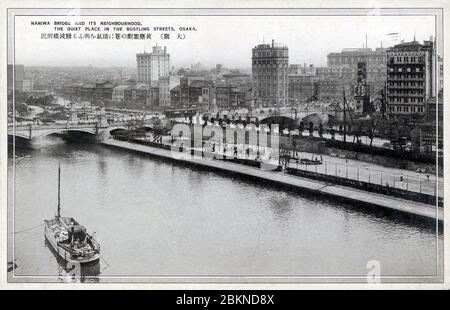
[287,151,442,197]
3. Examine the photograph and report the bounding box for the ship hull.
[44,219,100,265]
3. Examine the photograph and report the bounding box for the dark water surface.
[7,140,443,282]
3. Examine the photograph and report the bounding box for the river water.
[7,139,443,283]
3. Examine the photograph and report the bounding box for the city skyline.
[12,15,437,68]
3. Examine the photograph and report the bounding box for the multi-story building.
[314,76,354,104]
[386,39,436,118]
[252,39,289,107]
[169,85,181,109]
[327,47,387,68]
[221,73,251,85]
[158,75,180,108]
[319,47,387,99]
[316,78,341,102]
[124,84,155,104]
[186,80,215,111]
[136,45,170,85]
[80,83,96,99]
[170,77,215,111]
[93,80,116,101]
[288,75,318,103]
[215,85,251,110]
[315,67,357,102]
[65,81,116,102]
[148,87,160,106]
[112,85,132,102]
[288,63,316,76]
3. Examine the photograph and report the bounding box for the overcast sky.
[13,15,436,68]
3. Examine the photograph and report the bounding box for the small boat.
[44,164,100,264]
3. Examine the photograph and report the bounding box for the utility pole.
[343,89,347,143]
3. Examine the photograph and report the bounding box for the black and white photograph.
[1,0,448,289]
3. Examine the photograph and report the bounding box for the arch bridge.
[8,119,164,149]
[255,109,340,128]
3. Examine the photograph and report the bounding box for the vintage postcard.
[0,0,448,289]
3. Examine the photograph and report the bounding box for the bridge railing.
[8,118,160,130]
[8,123,99,130]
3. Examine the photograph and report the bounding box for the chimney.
[272,39,274,47]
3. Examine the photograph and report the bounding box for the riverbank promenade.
[101,138,443,223]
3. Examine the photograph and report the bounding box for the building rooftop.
[329,47,387,55]
[254,39,288,49]
[136,45,169,56]
[222,73,250,78]
[189,80,214,88]
[389,40,434,50]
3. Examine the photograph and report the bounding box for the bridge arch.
[7,132,31,140]
[39,128,97,138]
[260,115,299,130]
[8,133,42,149]
[105,126,128,135]
[301,112,335,126]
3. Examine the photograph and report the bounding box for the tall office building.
[136,45,170,85]
[327,47,387,68]
[386,38,436,118]
[323,47,387,98]
[251,40,289,107]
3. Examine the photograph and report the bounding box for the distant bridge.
[241,109,345,130]
[8,118,164,149]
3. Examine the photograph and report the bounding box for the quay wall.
[286,167,442,206]
[101,138,442,224]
